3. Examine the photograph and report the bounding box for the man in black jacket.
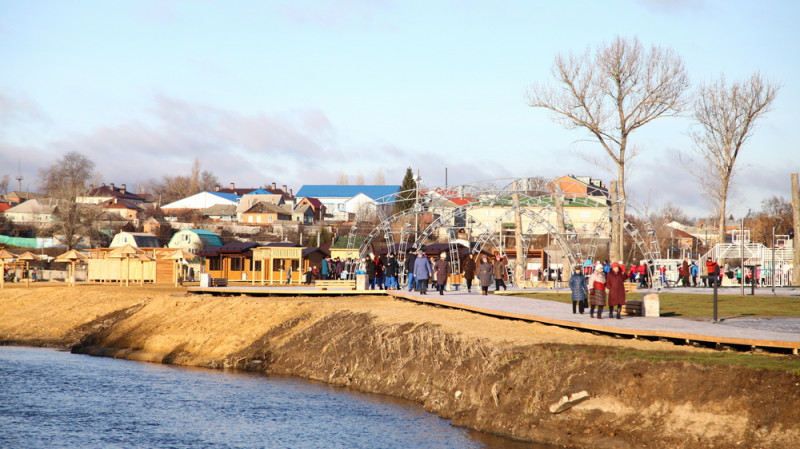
[405,248,417,291]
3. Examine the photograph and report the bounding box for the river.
[0,347,552,448]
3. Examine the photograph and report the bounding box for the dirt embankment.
[1,285,799,449]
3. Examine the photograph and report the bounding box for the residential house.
[167,229,223,253]
[198,241,259,281]
[109,231,162,248]
[295,185,400,221]
[143,217,173,245]
[78,183,147,205]
[292,204,315,224]
[296,197,326,221]
[203,204,237,222]
[100,198,142,221]
[262,182,296,204]
[240,202,292,225]
[4,199,57,224]
[236,191,285,222]
[160,191,241,214]
[4,191,47,206]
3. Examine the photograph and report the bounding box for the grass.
[613,348,800,375]
[506,290,800,318]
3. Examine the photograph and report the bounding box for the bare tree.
[526,36,690,261]
[373,168,386,185]
[355,171,365,185]
[148,158,219,205]
[687,72,780,245]
[39,151,100,249]
[336,170,349,185]
[0,174,9,196]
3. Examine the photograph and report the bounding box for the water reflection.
[0,347,552,449]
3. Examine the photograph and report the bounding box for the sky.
[1,0,798,219]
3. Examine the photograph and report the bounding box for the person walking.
[413,250,432,295]
[462,255,475,293]
[569,265,588,314]
[285,262,292,285]
[682,259,691,287]
[606,262,626,319]
[477,254,494,295]
[492,253,507,292]
[321,257,330,280]
[405,248,417,291]
[433,251,449,295]
[588,262,607,319]
[690,262,698,287]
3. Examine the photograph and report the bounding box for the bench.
[624,283,638,293]
[210,277,228,287]
[314,279,357,290]
[623,299,642,316]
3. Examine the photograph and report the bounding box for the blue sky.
[1,0,798,218]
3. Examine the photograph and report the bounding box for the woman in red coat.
[606,262,627,319]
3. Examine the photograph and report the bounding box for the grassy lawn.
[614,348,800,375]
[505,290,800,318]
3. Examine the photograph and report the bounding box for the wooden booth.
[251,243,304,285]
[198,242,259,282]
[86,246,179,284]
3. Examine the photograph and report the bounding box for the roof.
[302,247,330,257]
[296,185,400,202]
[110,232,161,248]
[86,184,146,202]
[173,229,224,247]
[215,187,259,195]
[263,242,302,247]
[299,197,324,208]
[202,204,237,216]
[101,198,142,211]
[5,198,57,214]
[243,202,292,215]
[197,241,259,257]
[293,204,313,214]
[161,191,241,210]
[0,203,12,213]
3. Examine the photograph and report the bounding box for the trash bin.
[356,274,368,290]
[199,273,211,287]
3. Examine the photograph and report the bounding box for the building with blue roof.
[295,185,400,220]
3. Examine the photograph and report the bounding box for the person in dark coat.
[462,255,476,293]
[492,253,507,291]
[569,265,588,314]
[365,255,377,290]
[681,259,691,287]
[405,249,417,291]
[477,254,494,295]
[413,250,432,294]
[384,253,398,290]
[588,262,607,319]
[433,251,450,295]
[606,262,627,319]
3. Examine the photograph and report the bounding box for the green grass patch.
[506,290,800,318]
[614,348,800,375]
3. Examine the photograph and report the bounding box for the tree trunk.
[718,186,729,247]
[609,181,620,262]
[616,164,626,262]
[792,173,800,286]
[512,182,525,286]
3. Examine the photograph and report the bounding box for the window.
[268,216,274,223]
[256,215,262,223]
[208,257,220,271]
[230,258,243,271]
[253,261,262,271]
[182,233,190,241]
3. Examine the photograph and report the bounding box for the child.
[569,265,588,314]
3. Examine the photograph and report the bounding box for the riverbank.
[2,285,799,448]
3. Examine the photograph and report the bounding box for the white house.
[167,229,223,253]
[4,199,57,224]
[295,185,400,221]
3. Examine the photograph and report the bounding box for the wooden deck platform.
[187,285,383,297]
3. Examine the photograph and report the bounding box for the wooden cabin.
[86,247,178,283]
[198,242,259,282]
[251,243,304,285]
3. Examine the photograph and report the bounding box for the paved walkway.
[386,287,800,351]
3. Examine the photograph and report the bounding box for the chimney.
[110,183,115,190]
[101,182,106,187]
[289,188,293,197]
[215,185,220,191]
[282,184,287,193]
[271,182,277,190]
[121,184,126,192]
[230,182,235,190]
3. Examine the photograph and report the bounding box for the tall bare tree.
[687,72,780,245]
[373,168,386,185]
[39,151,100,249]
[526,36,690,261]
[336,170,349,185]
[148,158,219,205]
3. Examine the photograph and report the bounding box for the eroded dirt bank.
[1,285,799,449]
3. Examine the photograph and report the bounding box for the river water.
[0,347,551,449]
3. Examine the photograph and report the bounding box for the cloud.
[0,90,49,129]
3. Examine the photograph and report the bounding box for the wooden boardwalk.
[387,290,800,354]
[187,284,800,354]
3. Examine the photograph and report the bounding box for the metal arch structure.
[346,177,662,275]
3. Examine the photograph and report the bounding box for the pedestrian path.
[386,288,800,354]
